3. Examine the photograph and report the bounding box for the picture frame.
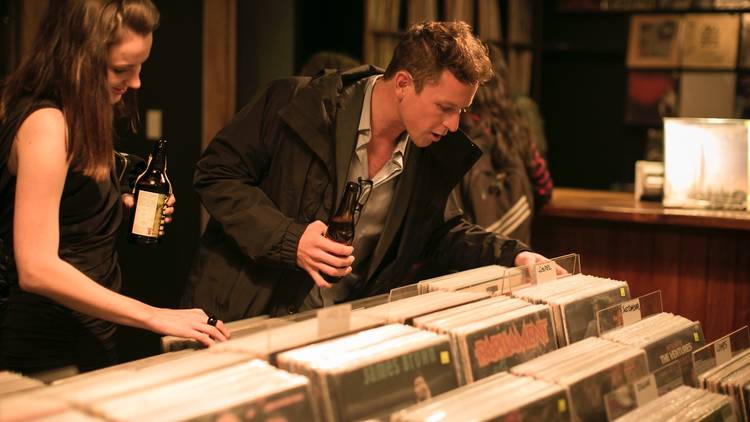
[627,14,683,68]
[681,13,740,69]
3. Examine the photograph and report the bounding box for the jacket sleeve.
[194,80,306,269]
[427,193,531,269]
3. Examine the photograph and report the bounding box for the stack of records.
[512,274,630,346]
[391,371,571,421]
[413,296,557,384]
[512,337,648,421]
[614,385,737,422]
[361,290,488,324]
[0,349,254,411]
[88,359,313,422]
[602,312,705,384]
[161,315,272,352]
[52,350,195,385]
[0,399,105,422]
[697,348,750,419]
[0,370,45,396]
[278,324,419,418]
[417,265,508,293]
[214,312,384,363]
[277,324,458,421]
[0,392,74,422]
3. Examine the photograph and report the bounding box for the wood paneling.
[201,0,235,230]
[202,0,235,151]
[533,188,750,342]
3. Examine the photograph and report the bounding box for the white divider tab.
[604,361,683,421]
[621,298,643,326]
[714,337,732,366]
[533,260,556,284]
[597,291,662,336]
[692,326,750,378]
[317,304,351,337]
[633,374,658,406]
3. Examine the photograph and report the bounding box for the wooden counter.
[532,188,750,342]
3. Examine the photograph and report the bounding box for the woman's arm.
[12,108,228,346]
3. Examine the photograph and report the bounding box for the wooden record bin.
[532,188,750,343]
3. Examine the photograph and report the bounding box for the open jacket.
[181,66,530,321]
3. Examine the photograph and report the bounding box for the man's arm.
[195,80,356,283]
[194,81,305,268]
[424,194,548,270]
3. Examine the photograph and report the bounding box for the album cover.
[186,382,314,422]
[561,284,630,345]
[566,351,649,421]
[461,306,557,382]
[329,339,458,421]
[496,387,572,422]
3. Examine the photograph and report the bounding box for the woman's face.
[107,28,153,104]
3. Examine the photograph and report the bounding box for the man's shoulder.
[306,65,383,98]
[264,76,312,99]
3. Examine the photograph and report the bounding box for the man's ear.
[394,70,413,100]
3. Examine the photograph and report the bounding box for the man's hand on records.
[296,220,355,288]
[514,251,569,276]
[146,307,230,347]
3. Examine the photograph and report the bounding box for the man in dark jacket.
[181,22,551,321]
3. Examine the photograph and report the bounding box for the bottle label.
[131,191,167,237]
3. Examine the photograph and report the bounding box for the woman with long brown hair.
[0,0,228,374]
[455,44,553,245]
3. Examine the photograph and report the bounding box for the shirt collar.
[357,75,379,134]
[356,75,409,160]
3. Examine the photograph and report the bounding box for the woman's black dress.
[0,98,123,374]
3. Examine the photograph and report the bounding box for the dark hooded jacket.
[181,66,530,321]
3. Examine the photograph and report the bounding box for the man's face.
[397,70,478,148]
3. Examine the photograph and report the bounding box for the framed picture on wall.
[681,14,740,69]
[627,14,683,68]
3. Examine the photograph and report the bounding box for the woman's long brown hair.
[0,0,159,180]
[461,44,533,169]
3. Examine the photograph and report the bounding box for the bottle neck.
[332,182,360,220]
[148,140,167,172]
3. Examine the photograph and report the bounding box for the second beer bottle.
[323,181,359,283]
[128,139,171,245]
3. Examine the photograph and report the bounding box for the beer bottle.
[128,139,171,245]
[324,181,359,283]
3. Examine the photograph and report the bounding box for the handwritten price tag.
[534,261,556,284]
[633,374,658,406]
[621,299,642,326]
[714,337,732,366]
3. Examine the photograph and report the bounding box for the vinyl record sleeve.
[460,305,557,382]
[566,350,649,421]
[325,338,458,421]
[494,388,571,422]
[642,322,704,384]
[182,381,314,422]
[560,283,630,345]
